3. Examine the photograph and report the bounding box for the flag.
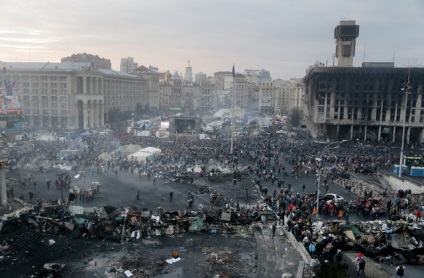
[232,64,235,79]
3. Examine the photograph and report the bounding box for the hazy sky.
[1,0,423,79]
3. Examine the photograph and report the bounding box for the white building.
[120,57,139,73]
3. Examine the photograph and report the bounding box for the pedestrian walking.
[153,176,157,186]
[187,193,194,210]
[396,264,405,278]
[33,180,37,192]
[29,191,34,202]
[46,179,50,190]
[302,184,306,192]
[136,190,140,200]
[357,257,366,276]
[169,191,173,202]
[272,223,277,237]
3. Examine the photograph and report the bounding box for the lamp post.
[316,140,347,221]
[398,74,411,178]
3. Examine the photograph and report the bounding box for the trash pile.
[311,219,424,266]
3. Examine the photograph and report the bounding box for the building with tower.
[334,20,359,67]
[304,21,424,143]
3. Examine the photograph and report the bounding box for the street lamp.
[316,140,347,221]
[398,76,411,178]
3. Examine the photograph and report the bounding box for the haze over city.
[1,0,423,79]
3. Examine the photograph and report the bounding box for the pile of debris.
[310,219,424,266]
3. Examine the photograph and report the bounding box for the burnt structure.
[304,65,424,143]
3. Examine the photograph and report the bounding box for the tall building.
[120,57,138,73]
[245,69,272,85]
[334,20,359,67]
[195,72,207,83]
[288,78,305,113]
[61,53,111,69]
[184,60,193,83]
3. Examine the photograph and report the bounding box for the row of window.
[10,75,67,81]
[24,109,68,116]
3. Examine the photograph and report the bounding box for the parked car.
[320,193,345,204]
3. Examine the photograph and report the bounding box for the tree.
[289,108,302,128]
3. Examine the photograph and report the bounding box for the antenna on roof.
[362,44,366,63]
[393,50,396,64]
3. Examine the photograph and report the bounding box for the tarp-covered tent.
[113,144,142,156]
[139,147,161,154]
[98,152,113,161]
[128,151,154,162]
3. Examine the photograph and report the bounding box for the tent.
[128,151,154,162]
[139,147,161,154]
[80,131,92,136]
[113,144,142,156]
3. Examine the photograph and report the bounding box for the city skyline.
[1,0,423,79]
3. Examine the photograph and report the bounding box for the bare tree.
[289,108,302,128]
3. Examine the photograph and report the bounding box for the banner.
[155,130,170,138]
[135,130,150,137]
[0,95,22,115]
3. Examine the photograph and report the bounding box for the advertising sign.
[155,130,170,138]
[135,130,150,137]
[0,95,22,115]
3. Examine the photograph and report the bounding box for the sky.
[1,0,423,79]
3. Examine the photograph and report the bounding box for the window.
[51,83,57,88]
[61,83,67,88]
[50,76,57,81]
[61,110,67,116]
[51,89,57,94]
[51,96,57,101]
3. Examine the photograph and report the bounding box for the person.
[187,194,194,210]
[46,179,50,190]
[334,249,343,263]
[272,223,277,237]
[302,184,306,192]
[33,180,37,192]
[136,190,140,200]
[153,176,157,186]
[29,191,34,202]
[396,264,405,278]
[169,191,173,202]
[357,257,366,276]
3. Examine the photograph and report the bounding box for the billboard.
[0,95,22,115]
[161,121,169,129]
[135,130,150,137]
[155,130,170,138]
